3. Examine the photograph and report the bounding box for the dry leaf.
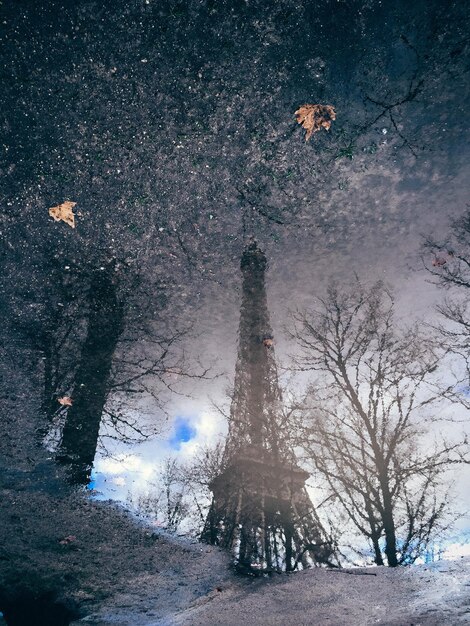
[59,535,77,545]
[263,337,274,348]
[48,201,77,228]
[432,256,447,267]
[58,396,73,406]
[295,104,336,141]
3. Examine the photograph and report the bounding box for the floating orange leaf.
[58,396,73,406]
[295,104,336,141]
[48,201,77,228]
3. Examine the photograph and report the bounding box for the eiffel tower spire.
[223,239,289,462]
[202,240,333,572]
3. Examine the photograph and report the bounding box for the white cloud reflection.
[92,407,225,498]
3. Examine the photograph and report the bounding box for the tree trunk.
[284,512,294,572]
[365,499,384,566]
[380,478,398,567]
[58,265,124,484]
[371,533,384,566]
[36,338,56,441]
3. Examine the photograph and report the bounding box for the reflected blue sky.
[168,417,197,450]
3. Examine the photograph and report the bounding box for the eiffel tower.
[202,240,333,572]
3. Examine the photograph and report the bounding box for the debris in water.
[58,396,73,406]
[59,535,77,545]
[295,104,336,141]
[432,255,448,267]
[48,201,77,228]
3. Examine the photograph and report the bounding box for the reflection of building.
[202,240,332,572]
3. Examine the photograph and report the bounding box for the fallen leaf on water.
[295,104,336,141]
[48,201,77,228]
[58,396,73,406]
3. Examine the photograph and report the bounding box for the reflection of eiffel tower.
[202,240,333,572]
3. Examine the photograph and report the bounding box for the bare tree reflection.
[290,281,468,566]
